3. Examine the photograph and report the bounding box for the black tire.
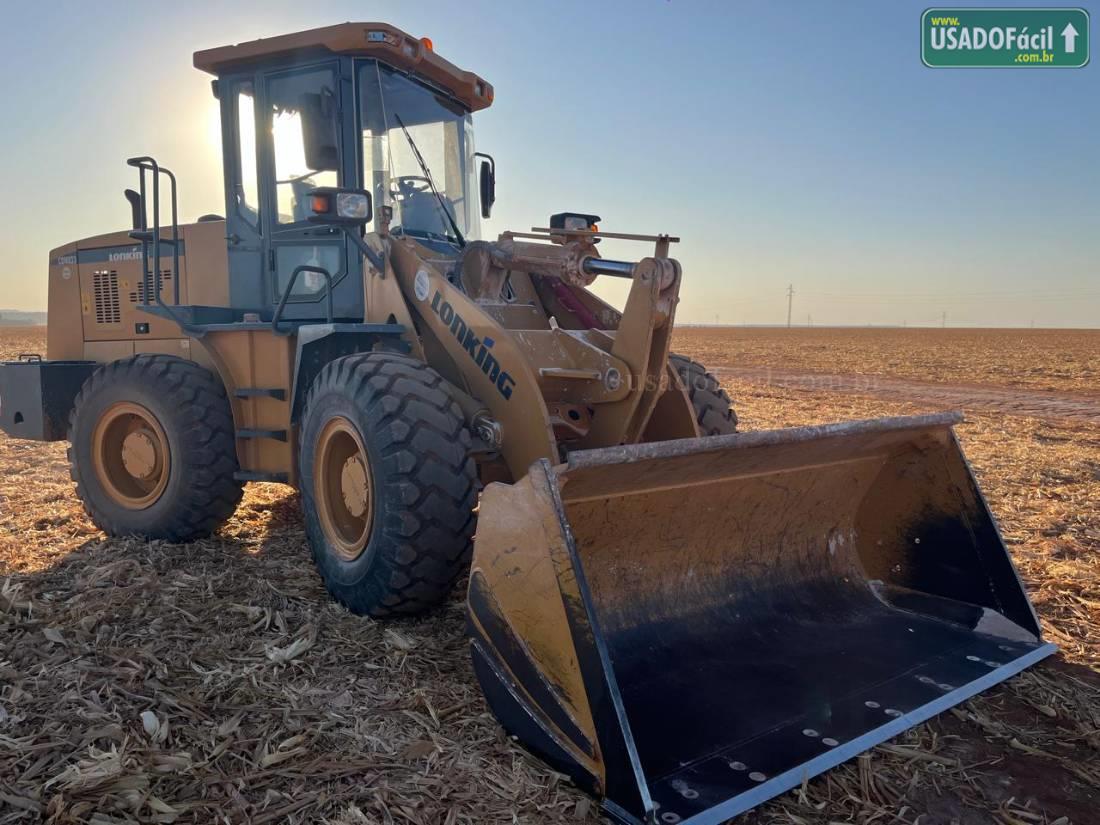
[670,353,738,435]
[69,355,243,541]
[299,352,478,617]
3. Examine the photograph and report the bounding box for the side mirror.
[476,152,496,219]
[300,89,340,173]
[307,187,372,226]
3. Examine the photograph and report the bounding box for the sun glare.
[204,97,222,157]
[271,110,308,176]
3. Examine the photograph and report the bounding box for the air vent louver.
[93,270,121,324]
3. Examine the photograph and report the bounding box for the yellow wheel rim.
[92,401,171,510]
[315,416,374,561]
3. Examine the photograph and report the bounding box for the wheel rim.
[92,401,171,510]
[315,416,374,561]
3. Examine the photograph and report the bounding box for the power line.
[801,289,1100,299]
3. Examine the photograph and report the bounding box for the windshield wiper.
[396,228,463,246]
[392,113,466,248]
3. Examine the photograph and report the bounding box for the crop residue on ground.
[2,325,1098,824]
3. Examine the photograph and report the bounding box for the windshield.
[359,61,480,246]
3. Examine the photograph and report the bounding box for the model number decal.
[429,290,515,401]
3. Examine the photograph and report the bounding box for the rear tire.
[299,352,478,617]
[670,354,738,435]
[69,355,243,541]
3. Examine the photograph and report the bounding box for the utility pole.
[786,284,794,328]
[941,311,947,328]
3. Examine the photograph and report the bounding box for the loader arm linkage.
[382,225,694,478]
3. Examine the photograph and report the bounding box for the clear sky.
[1,0,1096,326]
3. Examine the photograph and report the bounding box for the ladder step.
[237,428,288,442]
[234,387,287,400]
[234,470,290,483]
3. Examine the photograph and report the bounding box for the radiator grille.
[92,270,121,324]
[129,270,173,304]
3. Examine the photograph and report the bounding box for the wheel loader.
[0,23,1054,824]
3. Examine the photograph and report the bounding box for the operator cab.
[194,23,495,322]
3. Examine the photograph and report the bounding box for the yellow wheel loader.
[0,23,1054,824]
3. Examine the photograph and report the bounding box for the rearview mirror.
[300,89,340,172]
[476,152,496,219]
[307,187,372,226]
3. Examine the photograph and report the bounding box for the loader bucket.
[467,412,1054,825]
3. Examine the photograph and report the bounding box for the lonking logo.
[414,268,430,302]
[107,247,144,262]
[428,290,516,400]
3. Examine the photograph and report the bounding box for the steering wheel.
[276,171,318,186]
[391,175,432,198]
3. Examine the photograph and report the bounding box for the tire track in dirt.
[714,366,1100,424]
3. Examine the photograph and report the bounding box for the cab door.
[258,62,360,321]
[221,75,265,309]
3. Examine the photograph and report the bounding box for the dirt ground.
[2,325,1098,825]
[676,327,1100,397]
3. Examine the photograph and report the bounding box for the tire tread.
[68,355,243,541]
[670,353,739,435]
[301,352,478,617]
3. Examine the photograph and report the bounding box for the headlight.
[307,187,374,226]
[336,192,371,220]
[550,211,602,234]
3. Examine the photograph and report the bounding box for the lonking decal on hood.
[428,290,515,400]
[63,243,188,266]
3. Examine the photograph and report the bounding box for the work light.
[307,187,373,225]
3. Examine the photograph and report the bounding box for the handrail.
[126,156,192,334]
[272,265,334,335]
[127,157,181,305]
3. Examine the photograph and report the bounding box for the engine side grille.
[92,270,121,325]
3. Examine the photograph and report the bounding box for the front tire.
[299,352,478,617]
[69,355,243,541]
[670,353,738,435]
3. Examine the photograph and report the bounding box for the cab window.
[267,68,340,225]
[231,80,260,228]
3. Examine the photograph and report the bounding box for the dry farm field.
[2,325,1098,825]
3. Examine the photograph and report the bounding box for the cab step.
[234,387,287,400]
[233,470,290,483]
[237,428,287,442]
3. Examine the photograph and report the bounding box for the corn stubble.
[2,326,1097,824]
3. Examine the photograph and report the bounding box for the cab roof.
[193,22,493,112]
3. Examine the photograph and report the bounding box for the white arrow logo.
[1062,22,1079,53]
